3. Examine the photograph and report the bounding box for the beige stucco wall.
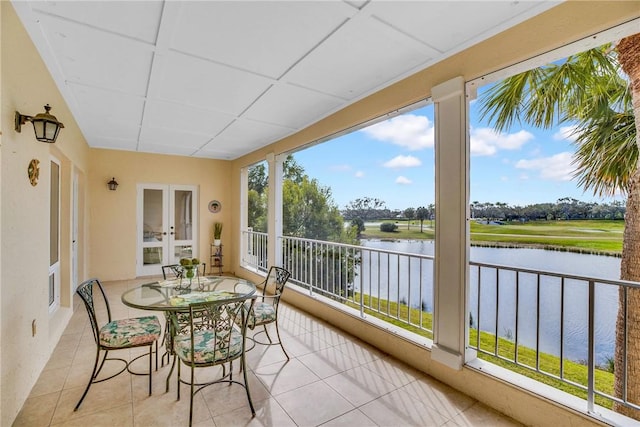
[0,2,91,425]
[87,149,230,281]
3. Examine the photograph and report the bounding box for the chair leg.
[241,355,256,416]
[189,363,196,427]
[273,321,290,360]
[148,344,153,396]
[167,354,177,393]
[176,359,181,400]
[74,347,102,411]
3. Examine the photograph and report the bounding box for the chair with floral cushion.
[174,295,257,426]
[75,278,161,411]
[245,266,292,359]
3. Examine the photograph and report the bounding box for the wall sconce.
[15,104,65,143]
[107,177,119,191]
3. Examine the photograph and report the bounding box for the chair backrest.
[76,278,112,346]
[181,295,256,364]
[261,266,291,310]
[162,264,184,279]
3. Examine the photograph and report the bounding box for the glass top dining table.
[121,276,257,312]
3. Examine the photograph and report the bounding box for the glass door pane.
[141,188,166,270]
[170,187,197,265]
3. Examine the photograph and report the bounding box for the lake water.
[360,239,621,364]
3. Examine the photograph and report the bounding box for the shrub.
[380,222,398,232]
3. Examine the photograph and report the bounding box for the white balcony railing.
[241,229,638,416]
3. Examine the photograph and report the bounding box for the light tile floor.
[14,278,523,426]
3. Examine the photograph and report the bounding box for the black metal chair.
[245,266,292,359]
[162,264,184,279]
[174,295,257,426]
[162,263,206,280]
[75,278,161,411]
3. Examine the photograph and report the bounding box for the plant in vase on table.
[179,258,201,287]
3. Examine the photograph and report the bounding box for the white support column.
[266,153,284,268]
[432,76,470,370]
[274,153,285,266]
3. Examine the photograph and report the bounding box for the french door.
[136,184,198,277]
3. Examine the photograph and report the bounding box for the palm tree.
[479,33,640,419]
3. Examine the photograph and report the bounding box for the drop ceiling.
[12,1,560,160]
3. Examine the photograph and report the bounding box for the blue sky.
[292,95,623,211]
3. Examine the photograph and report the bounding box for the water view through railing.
[242,229,638,413]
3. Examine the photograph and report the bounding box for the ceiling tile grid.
[12,0,560,160]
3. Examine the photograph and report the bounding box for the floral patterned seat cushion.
[173,330,243,364]
[99,316,161,348]
[247,302,276,328]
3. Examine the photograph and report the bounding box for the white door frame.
[71,168,79,291]
[136,184,199,277]
[49,156,61,313]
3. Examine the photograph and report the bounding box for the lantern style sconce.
[107,177,119,191]
[15,104,65,143]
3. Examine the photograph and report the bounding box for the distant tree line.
[470,197,625,221]
[341,197,624,229]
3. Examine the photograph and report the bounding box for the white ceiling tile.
[87,136,138,151]
[244,84,343,129]
[31,1,163,43]
[368,1,558,53]
[283,14,436,100]
[69,84,145,126]
[38,14,154,95]
[157,52,273,115]
[170,1,355,78]
[79,119,140,141]
[139,126,212,149]
[136,142,199,157]
[203,119,293,152]
[143,100,235,136]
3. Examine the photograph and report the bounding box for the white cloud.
[354,170,365,178]
[515,152,574,181]
[470,128,534,156]
[383,155,422,168]
[361,114,434,150]
[395,176,412,185]
[330,164,351,172]
[553,125,578,142]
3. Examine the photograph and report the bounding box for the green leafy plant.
[179,258,200,278]
[213,222,223,240]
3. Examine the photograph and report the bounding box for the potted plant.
[213,222,223,246]
[179,257,200,288]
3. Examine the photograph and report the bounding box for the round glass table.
[121,275,257,392]
[121,276,257,312]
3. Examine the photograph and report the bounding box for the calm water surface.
[361,240,621,364]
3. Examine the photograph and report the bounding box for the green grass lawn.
[360,219,623,255]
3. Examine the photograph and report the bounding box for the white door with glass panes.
[136,184,198,276]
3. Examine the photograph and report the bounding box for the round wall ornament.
[208,200,221,213]
[28,159,40,186]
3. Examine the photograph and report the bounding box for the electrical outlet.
[32,319,37,337]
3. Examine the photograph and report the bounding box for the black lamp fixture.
[107,177,119,191]
[15,104,65,143]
